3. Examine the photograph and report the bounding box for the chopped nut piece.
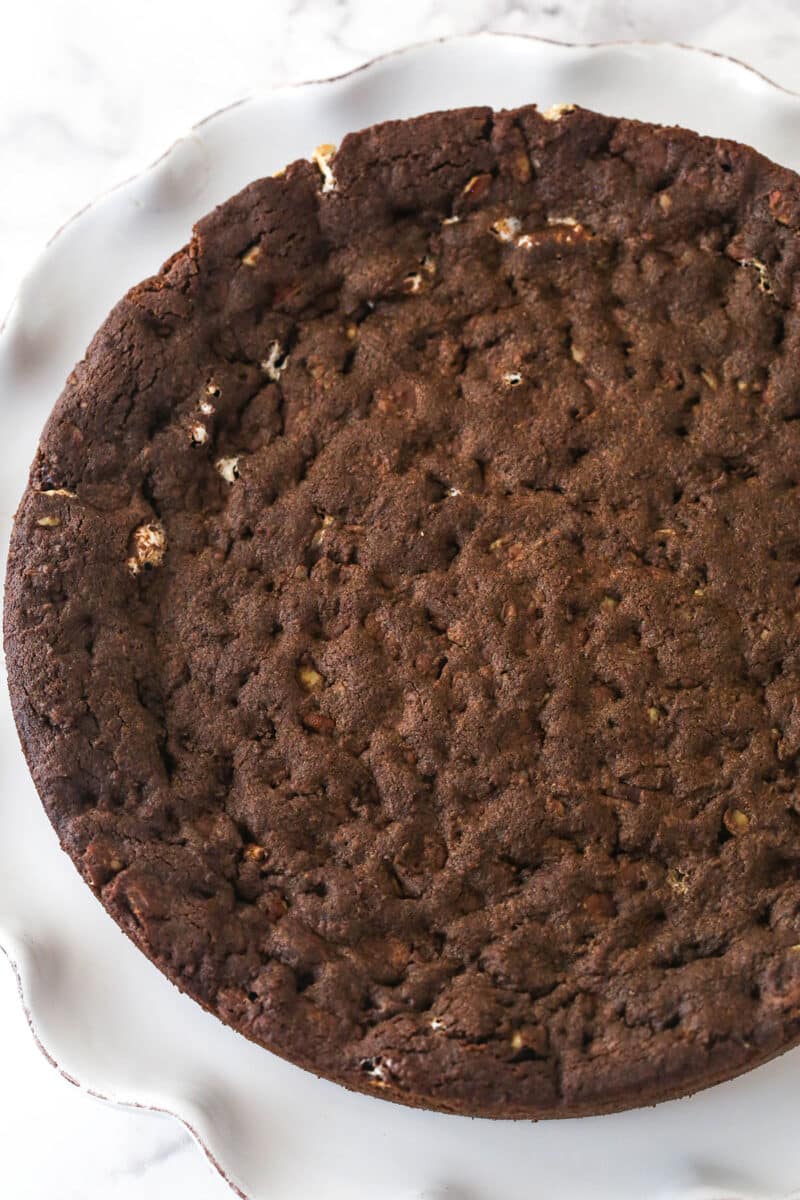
[312,143,337,193]
[491,216,522,242]
[198,398,215,416]
[600,595,618,611]
[737,257,772,294]
[205,382,221,398]
[345,323,358,340]
[441,215,460,226]
[261,340,289,381]
[402,273,423,294]
[647,706,660,724]
[189,422,208,445]
[541,102,576,121]
[510,1025,548,1056]
[37,488,76,497]
[430,1017,446,1031]
[241,243,262,267]
[216,456,240,483]
[667,866,689,895]
[127,521,166,575]
[361,1056,393,1086]
[461,173,492,201]
[489,537,505,551]
[723,807,750,834]
[447,487,462,497]
[297,663,325,692]
[700,370,718,391]
[658,192,672,212]
[655,527,675,536]
[571,344,585,364]
[421,255,436,276]
[693,587,706,597]
[244,844,265,861]
[311,514,335,549]
[513,151,532,182]
[36,515,61,527]
[562,220,592,237]
[83,839,126,887]
[517,221,591,250]
[502,371,523,386]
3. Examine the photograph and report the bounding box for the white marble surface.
[3,2,800,1196]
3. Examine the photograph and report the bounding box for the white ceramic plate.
[3,33,800,1200]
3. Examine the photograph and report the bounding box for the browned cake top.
[7,103,800,1117]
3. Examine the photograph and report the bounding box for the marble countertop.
[2,2,800,1196]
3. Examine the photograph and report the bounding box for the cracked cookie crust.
[7,103,800,1118]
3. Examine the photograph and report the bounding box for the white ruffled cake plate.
[2,33,800,1200]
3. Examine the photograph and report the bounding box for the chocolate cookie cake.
[7,102,800,1118]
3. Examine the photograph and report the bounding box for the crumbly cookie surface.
[7,104,800,1117]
